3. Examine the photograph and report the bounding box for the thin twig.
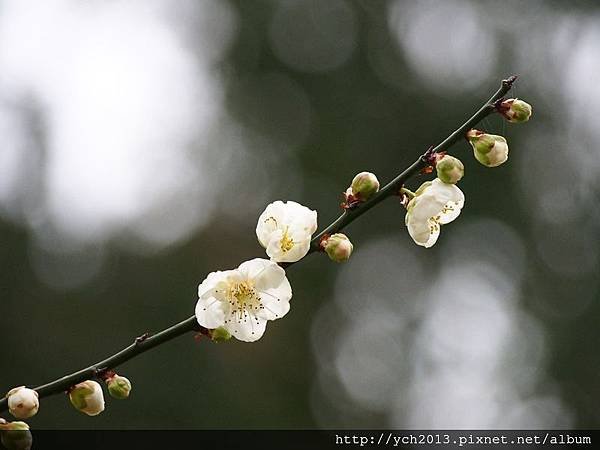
[0,75,516,414]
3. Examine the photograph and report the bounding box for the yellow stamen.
[226,281,264,326]
[280,227,294,252]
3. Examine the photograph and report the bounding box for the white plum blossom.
[195,258,292,342]
[256,201,317,263]
[405,178,465,248]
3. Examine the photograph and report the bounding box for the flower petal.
[423,219,441,248]
[225,311,268,342]
[257,278,292,321]
[487,140,509,167]
[409,193,446,222]
[407,215,434,246]
[197,270,233,298]
[240,259,286,291]
[195,295,226,329]
[430,178,464,203]
[265,229,285,260]
[429,178,464,224]
[438,199,464,224]
[256,201,286,248]
[285,200,317,227]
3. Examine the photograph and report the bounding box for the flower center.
[279,227,294,252]
[227,281,263,315]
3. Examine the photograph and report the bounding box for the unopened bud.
[0,422,28,431]
[0,421,32,450]
[324,233,353,263]
[69,381,105,416]
[209,326,232,343]
[466,129,509,167]
[435,155,464,184]
[6,387,39,419]
[350,172,380,202]
[499,98,532,123]
[106,375,132,400]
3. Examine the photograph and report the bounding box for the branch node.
[96,369,115,381]
[318,234,331,250]
[419,146,437,172]
[502,75,518,87]
[341,192,361,210]
[135,333,150,345]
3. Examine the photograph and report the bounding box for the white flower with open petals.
[405,178,465,248]
[256,200,318,263]
[195,258,292,342]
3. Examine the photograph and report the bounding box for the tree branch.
[0,317,205,412]
[306,75,517,254]
[0,75,516,414]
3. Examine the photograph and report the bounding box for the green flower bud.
[6,387,39,420]
[350,172,380,201]
[324,233,353,263]
[0,422,32,450]
[106,375,132,400]
[435,155,464,184]
[209,326,232,343]
[68,380,105,416]
[466,129,509,167]
[499,98,532,123]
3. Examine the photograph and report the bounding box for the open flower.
[195,258,292,342]
[405,178,465,248]
[256,200,317,263]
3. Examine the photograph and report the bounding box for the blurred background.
[1,0,599,430]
